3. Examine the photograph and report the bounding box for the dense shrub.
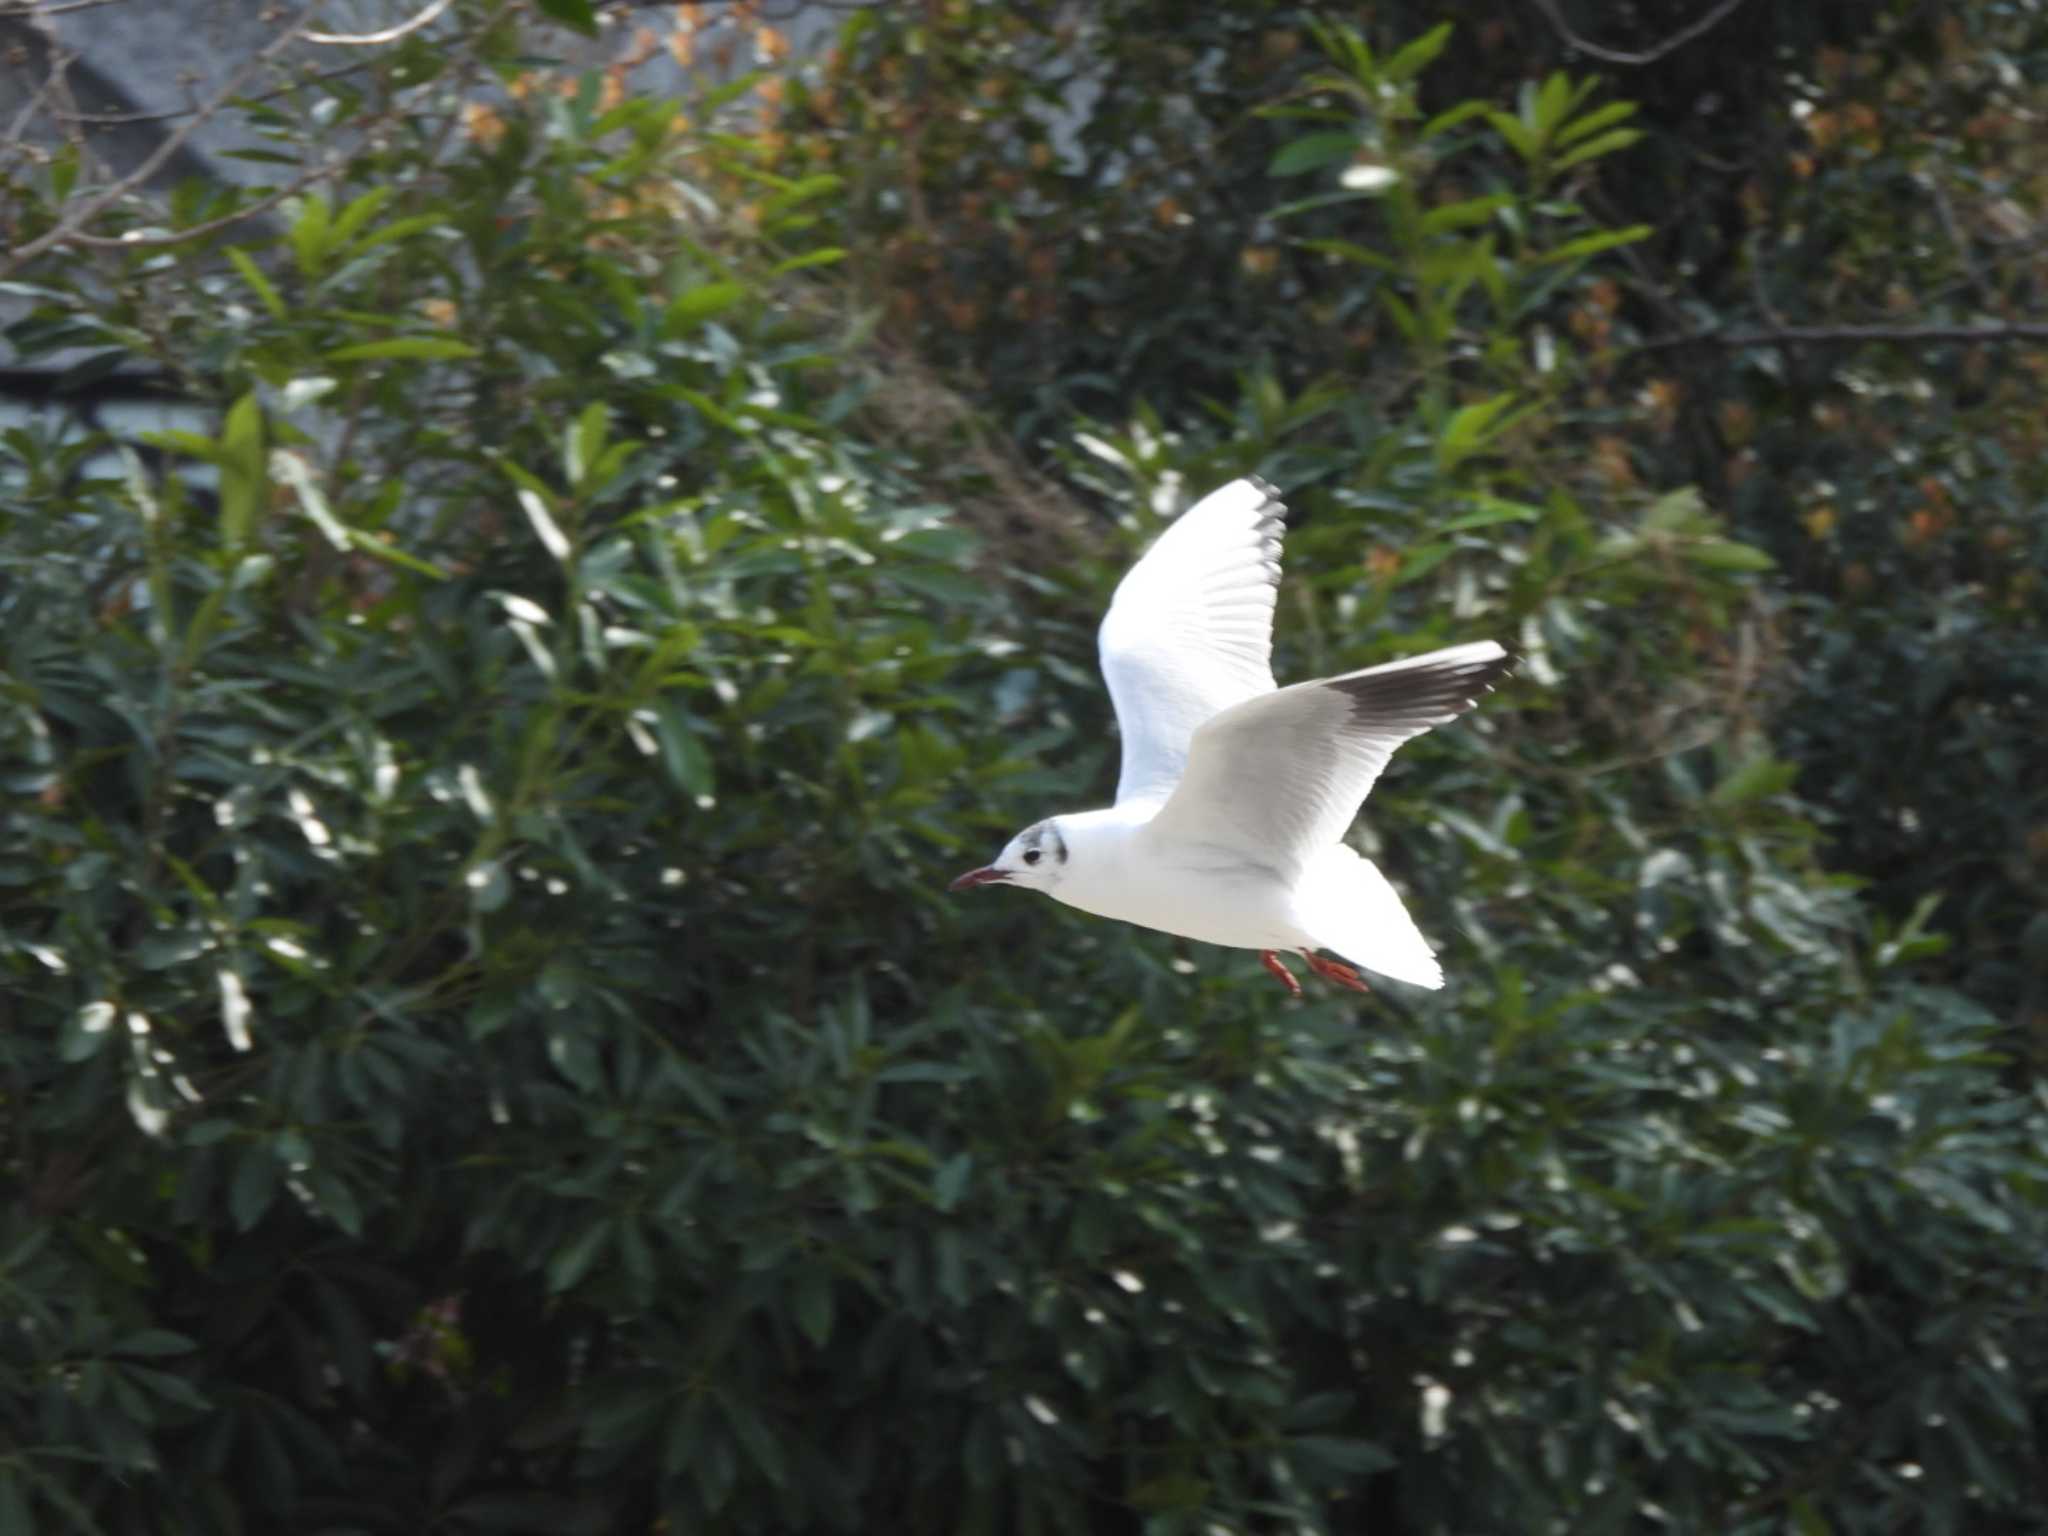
[2,4,2044,1533]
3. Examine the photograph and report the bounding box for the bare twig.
[0,3,325,279]
[1747,236,1785,333]
[1527,0,1753,67]
[1922,173,1994,310]
[0,0,131,15]
[1637,320,2048,352]
[53,58,377,127]
[304,0,454,46]
[59,160,348,249]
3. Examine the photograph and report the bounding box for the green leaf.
[1439,498,1540,531]
[1419,194,1512,236]
[933,1152,972,1213]
[1382,22,1453,82]
[1711,752,1797,807]
[344,526,448,580]
[1552,127,1644,173]
[351,213,448,253]
[272,449,350,550]
[874,1062,976,1085]
[0,1469,29,1536]
[218,392,266,548]
[113,1329,197,1358]
[230,1146,279,1232]
[722,1398,789,1487]
[308,1168,365,1238]
[547,1218,611,1293]
[1644,486,1707,532]
[534,0,597,35]
[1396,541,1457,584]
[226,246,286,321]
[327,185,393,251]
[1533,224,1653,265]
[758,173,844,223]
[289,192,331,279]
[1419,99,1491,140]
[1293,1435,1398,1475]
[1485,108,1537,162]
[1686,538,1775,572]
[567,401,609,490]
[792,1266,834,1348]
[1529,72,1579,139]
[179,582,234,670]
[1379,288,1421,341]
[517,487,572,562]
[653,700,715,800]
[1127,1474,1213,1513]
[1293,237,1398,272]
[1268,132,1361,177]
[60,1000,117,1063]
[327,337,479,362]
[1436,392,1515,467]
[663,281,746,335]
[769,247,847,275]
[139,428,226,466]
[1556,98,1639,147]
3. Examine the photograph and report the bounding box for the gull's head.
[948,818,1068,896]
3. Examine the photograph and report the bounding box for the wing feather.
[1097,477,1286,806]
[1143,641,1513,874]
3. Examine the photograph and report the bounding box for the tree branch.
[1527,0,1753,67]
[0,4,324,280]
[1637,320,2048,351]
[52,59,378,127]
[58,159,348,250]
[0,0,131,15]
[304,0,454,47]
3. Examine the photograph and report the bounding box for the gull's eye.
[1023,849,1042,866]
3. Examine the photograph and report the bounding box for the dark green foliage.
[2,4,2045,1534]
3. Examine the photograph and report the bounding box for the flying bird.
[950,476,1511,995]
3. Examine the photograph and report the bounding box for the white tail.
[1296,845,1444,989]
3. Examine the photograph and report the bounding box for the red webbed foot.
[1302,951,1371,994]
[1259,949,1303,996]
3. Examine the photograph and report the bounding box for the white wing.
[1143,641,1512,876]
[1097,477,1285,806]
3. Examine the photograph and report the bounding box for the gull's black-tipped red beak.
[948,866,1011,892]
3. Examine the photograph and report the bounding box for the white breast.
[1048,814,1305,952]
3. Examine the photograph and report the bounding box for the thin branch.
[1637,320,2048,352]
[1747,236,1786,333]
[0,0,131,15]
[1923,172,1994,310]
[1527,0,1753,67]
[3,38,68,154]
[304,0,454,46]
[59,159,347,249]
[53,58,378,127]
[0,4,323,279]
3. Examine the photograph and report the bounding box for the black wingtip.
[1324,644,1515,728]
[1246,476,1287,544]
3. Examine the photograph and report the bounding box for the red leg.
[1259,949,1302,997]
[1302,951,1372,994]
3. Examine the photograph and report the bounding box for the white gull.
[950,476,1512,994]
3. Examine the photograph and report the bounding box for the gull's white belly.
[1051,838,1305,952]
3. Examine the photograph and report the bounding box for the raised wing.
[1097,477,1285,806]
[1142,641,1512,875]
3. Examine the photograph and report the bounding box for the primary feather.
[1097,476,1284,806]
[1145,641,1513,878]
